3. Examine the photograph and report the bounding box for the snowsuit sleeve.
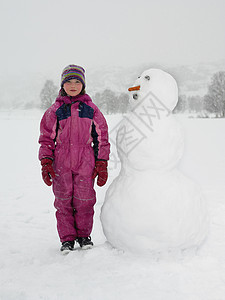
[92,107,110,161]
[38,105,58,161]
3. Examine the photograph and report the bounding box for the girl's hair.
[60,86,86,97]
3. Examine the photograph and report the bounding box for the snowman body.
[101,69,209,254]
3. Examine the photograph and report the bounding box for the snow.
[1,109,225,299]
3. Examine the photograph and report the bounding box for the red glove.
[92,160,108,187]
[41,158,56,186]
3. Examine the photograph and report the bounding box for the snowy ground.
[1,109,225,300]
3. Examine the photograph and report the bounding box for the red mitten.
[41,158,56,186]
[92,160,108,187]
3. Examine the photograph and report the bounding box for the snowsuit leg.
[53,171,77,242]
[73,174,96,237]
[53,153,96,243]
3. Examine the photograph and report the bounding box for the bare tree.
[204,72,225,117]
[40,80,58,110]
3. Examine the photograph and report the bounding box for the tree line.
[174,71,225,117]
[40,71,225,117]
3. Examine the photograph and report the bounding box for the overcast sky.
[1,0,225,78]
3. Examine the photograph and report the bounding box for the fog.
[0,0,225,107]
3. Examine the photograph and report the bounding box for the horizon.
[0,59,224,109]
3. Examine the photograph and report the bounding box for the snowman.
[101,69,209,254]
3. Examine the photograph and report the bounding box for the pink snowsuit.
[39,93,110,242]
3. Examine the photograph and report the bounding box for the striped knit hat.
[61,65,85,88]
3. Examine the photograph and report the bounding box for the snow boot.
[76,236,93,249]
[60,241,75,252]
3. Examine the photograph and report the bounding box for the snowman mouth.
[133,93,138,100]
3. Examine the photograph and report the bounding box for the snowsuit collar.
[55,93,92,105]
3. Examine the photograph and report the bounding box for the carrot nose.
[128,85,140,92]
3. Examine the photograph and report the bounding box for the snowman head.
[128,69,178,111]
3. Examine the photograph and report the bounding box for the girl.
[38,65,110,252]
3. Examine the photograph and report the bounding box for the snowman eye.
[145,75,150,81]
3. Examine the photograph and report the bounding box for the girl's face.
[63,79,83,97]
